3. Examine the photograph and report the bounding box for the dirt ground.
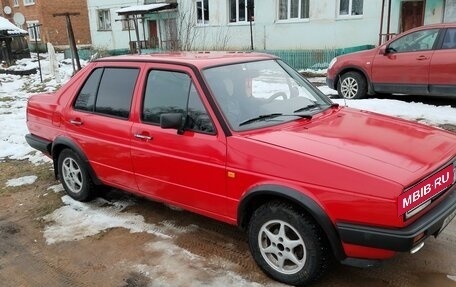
[0,159,455,287]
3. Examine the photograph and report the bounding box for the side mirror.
[379,47,386,55]
[160,113,184,130]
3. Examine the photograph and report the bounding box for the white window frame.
[277,0,310,22]
[27,20,41,41]
[337,0,363,19]
[121,15,135,30]
[13,0,19,7]
[23,0,35,6]
[196,0,210,25]
[97,9,112,31]
[229,0,254,24]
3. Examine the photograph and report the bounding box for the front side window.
[27,21,41,41]
[442,28,456,49]
[143,70,215,133]
[203,60,332,131]
[97,9,111,31]
[389,29,439,53]
[229,0,254,23]
[74,68,139,119]
[196,0,210,24]
[338,0,363,17]
[279,0,309,20]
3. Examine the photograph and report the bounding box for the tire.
[58,149,94,202]
[337,71,367,99]
[248,201,330,286]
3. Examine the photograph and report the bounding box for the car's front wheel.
[338,71,367,99]
[248,201,330,286]
[58,149,94,202]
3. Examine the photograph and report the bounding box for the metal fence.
[263,45,375,70]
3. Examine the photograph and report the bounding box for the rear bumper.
[337,183,456,252]
[25,134,52,156]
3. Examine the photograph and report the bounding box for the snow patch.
[333,98,456,126]
[42,195,172,244]
[123,239,284,287]
[6,175,37,187]
[448,275,456,282]
[47,184,65,193]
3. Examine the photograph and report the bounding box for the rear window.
[74,67,139,119]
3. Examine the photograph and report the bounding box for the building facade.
[0,0,91,51]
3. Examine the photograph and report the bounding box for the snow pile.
[333,98,456,126]
[5,175,37,187]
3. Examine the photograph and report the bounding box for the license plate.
[438,209,456,236]
[398,165,454,216]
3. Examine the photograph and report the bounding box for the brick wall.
[1,0,91,47]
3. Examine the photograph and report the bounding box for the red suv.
[327,23,456,99]
[26,52,456,286]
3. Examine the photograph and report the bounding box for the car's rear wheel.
[58,149,94,202]
[338,71,367,99]
[248,201,330,286]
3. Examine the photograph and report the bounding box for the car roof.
[95,51,277,69]
[407,22,456,32]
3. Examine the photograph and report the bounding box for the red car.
[26,52,456,286]
[327,23,456,99]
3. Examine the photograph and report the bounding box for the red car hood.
[246,108,456,186]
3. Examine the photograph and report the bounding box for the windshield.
[203,59,333,131]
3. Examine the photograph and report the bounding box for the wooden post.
[53,13,81,71]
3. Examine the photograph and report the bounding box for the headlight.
[328,57,337,70]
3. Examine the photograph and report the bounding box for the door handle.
[70,119,83,125]
[134,133,153,141]
[416,55,429,61]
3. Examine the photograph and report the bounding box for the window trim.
[26,20,41,41]
[228,0,255,24]
[141,68,216,135]
[23,0,35,6]
[97,9,112,31]
[337,0,363,19]
[196,0,210,26]
[73,67,139,120]
[277,0,310,23]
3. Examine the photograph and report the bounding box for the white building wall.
[87,0,146,51]
[186,0,383,50]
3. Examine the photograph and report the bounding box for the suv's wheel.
[58,149,94,202]
[248,202,330,286]
[338,71,367,99]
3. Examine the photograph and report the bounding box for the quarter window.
[74,68,139,119]
[229,0,254,23]
[196,0,210,24]
[97,9,112,31]
[338,0,363,17]
[279,0,309,20]
[389,29,439,53]
[143,70,215,133]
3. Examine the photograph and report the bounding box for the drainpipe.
[379,0,386,45]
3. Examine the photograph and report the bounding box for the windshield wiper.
[239,113,283,127]
[239,113,312,127]
[293,104,321,113]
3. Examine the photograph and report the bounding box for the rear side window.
[74,67,139,119]
[442,28,456,49]
[74,68,103,111]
